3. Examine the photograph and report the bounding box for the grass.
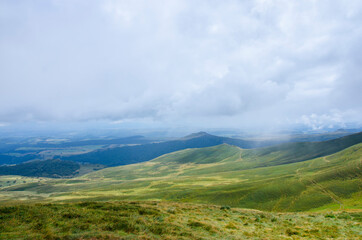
[0,176,48,188]
[1,143,361,212]
[0,201,361,240]
[0,139,361,239]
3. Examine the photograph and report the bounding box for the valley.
[3,1,362,238]
[0,132,361,239]
[1,132,361,212]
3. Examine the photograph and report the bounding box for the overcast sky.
[1,0,362,131]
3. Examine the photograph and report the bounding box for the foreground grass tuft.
[0,201,361,239]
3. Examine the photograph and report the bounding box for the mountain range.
[59,131,294,166]
[1,131,361,212]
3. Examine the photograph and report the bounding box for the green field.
[0,137,362,239]
[1,142,361,212]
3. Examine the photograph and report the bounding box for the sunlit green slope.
[60,131,362,166]
[2,141,361,211]
[82,144,242,180]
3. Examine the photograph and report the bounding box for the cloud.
[0,0,361,130]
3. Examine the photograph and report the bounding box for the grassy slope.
[60,131,362,167]
[2,142,361,212]
[59,132,283,166]
[0,201,361,240]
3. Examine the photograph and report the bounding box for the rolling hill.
[58,132,354,166]
[59,132,263,166]
[2,132,361,212]
[0,135,151,166]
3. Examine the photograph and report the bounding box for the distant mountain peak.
[182,131,212,140]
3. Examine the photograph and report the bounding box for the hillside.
[1,133,361,211]
[70,143,361,211]
[61,131,362,166]
[0,201,360,240]
[59,132,261,166]
[244,131,362,166]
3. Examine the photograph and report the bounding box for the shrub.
[138,208,160,215]
[31,221,45,231]
[188,220,205,228]
[187,220,213,231]
[338,213,351,220]
[62,212,81,219]
[220,206,231,210]
[286,228,299,236]
[0,206,17,214]
[149,224,165,235]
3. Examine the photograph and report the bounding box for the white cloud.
[0,0,361,130]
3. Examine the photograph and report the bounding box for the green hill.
[2,132,361,211]
[59,132,283,166]
[60,131,362,167]
[244,131,362,166]
[81,131,362,182]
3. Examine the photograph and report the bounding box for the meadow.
[1,143,361,212]
[1,136,361,239]
[0,201,361,239]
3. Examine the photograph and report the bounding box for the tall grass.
[0,201,360,240]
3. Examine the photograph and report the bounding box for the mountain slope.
[82,144,242,180]
[3,135,361,211]
[60,132,265,166]
[244,131,362,166]
[80,143,362,211]
[61,131,362,166]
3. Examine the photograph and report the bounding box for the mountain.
[60,131,285,166]
[0,159,80,178]
[26,135,150,148]
[3,132,361,211]
[180,131,212,139]
[0,135,151,166]
[242,131,362,167]
[2,131,361,180]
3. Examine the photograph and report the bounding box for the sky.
[1,0,362,132]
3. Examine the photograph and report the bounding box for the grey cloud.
[0,0,361,130]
